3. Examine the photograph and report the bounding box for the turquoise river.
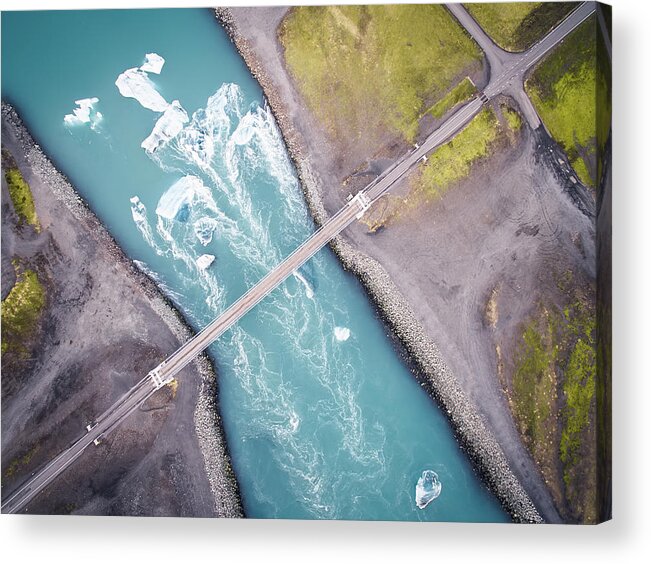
[2,8,508,521]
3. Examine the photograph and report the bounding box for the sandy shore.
[212,7,578,523]
[1,102,242,517]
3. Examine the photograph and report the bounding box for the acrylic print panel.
[0,2,611,524]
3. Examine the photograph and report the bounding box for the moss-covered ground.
[501,103,522,132]
[279,5,481,145]
[465,2,577,52]
[4,164,40,231]
[1,263,46,356]
[526,15,611,188]
[426,77,477,120]
[510,276,598,522]
[413,108,501,201]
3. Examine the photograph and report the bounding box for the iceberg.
[334,326,351,342]
[155,175,205,221]
[64,97,102,128]
[140,52,165,74]
[196,254,215,270]
[415,470,442,509]
[141,100,189,153]
[115,67,169,112]
[193,217,219,246]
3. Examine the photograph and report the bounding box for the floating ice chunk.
[231,118,255,146]
[415,470,442,509]
[155,175,205,221]
[64,97,102,129]
[141,100,189,153]
[194,217,219,246]
[196,254,215,270]
[115,67,169,112]
[140,52,165,74]
[334,326,351,342]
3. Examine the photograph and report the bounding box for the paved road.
[1,1,596,515]
[597,3,612,61]
[448,2,596,128]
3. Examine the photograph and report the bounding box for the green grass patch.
[4,167,40,231]
[280,5,481,145]
[3,443,40,479]
[512,309,557,447]
[559,300,596,485]
[502,104,522,132]
[465,2,577,52]
[526,15,611,188]
[1,266,46,356]
[511,291,598,520]
[426,77,477,120]
[415,108,500,199]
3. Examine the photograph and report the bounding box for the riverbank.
[1,102,242,517]
[215,7,544,524]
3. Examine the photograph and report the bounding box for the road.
[1,1,595,515]
[448,2,597,128]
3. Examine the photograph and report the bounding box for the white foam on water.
[334,326,351,342]
[141,100,189,153]
[64,97,102,129]
[130,82,390,518]
[129,196,163,255]
[115,67,169,112]
[133,259,184,303]
[289,411,300,433]
[415,470,442,509]
[140,52,165,74]
[292,270,314,300]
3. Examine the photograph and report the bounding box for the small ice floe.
[196,254,215,270]
[415,470,442,509]
[141,100,189,153]
[231,117,255,146]
[155,175,204,221]
[194,217,219,246]
[64,97,103,129]
[115,67,169,112]
[334,326,351,342]
[140,52,165,74]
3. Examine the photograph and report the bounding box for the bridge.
[1,2,596,514]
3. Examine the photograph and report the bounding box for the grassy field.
[426,77,477,120]
[513,312,556,447]
[510,283,598,522]
[501,103,522,132]
[280,5,481,147]
[414,108,500,200]
[465,2,576,52]
[4,165,40,231]
[526,15,611,188]
[1,265,46,356]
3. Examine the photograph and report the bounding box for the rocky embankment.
[215,8,542,523]
[1,102,242,517]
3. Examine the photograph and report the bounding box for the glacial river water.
[2,8,507,521]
